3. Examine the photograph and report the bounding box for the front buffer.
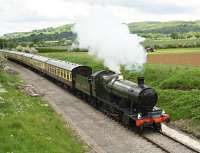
[130,109,170,130]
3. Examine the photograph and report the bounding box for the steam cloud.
[73,5,147,73]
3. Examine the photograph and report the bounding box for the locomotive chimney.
[138,77,144,88]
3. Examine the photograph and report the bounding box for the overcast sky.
[1,0,200,36]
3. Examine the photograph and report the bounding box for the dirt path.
[148,53,200,66]
[8,61,167,153]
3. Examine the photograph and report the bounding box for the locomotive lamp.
[162,110,166,115]
[118,74,124,80]
[137,77,144,88]
[137,113,142,119]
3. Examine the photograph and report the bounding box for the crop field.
[149,48,200,66]
[154,47,200,54]
[40,51,200,137]
[148,53,200,66]
[0,72,85,153]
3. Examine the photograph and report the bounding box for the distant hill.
[2,24,75,42]
[128,21,200,34]
[2,21,200,42]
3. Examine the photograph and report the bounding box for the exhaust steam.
[73,5,147,73]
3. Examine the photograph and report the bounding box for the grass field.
[36,46,69,53]
[0,71,85,153]
[40,51,200,137]
[154,47,200,54]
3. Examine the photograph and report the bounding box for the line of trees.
[139,32,200,40]
[170,32,200,39]
[0,39,17,49]
[143,39,200,49]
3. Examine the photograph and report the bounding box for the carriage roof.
[3,50,25,55]
[23,53,34,58]
[46,59,82,71]
[1,50,92,72]
[32,55,49,62]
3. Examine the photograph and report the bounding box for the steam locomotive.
[1,50,170,131]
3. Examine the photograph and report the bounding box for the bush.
[0,54,7,70]
[70,47,88,52]
[16,45,24,52]
[24,47,38,54]
[16,45,38,54]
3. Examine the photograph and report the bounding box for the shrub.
[16,45,38,54]
[16,45,24,52]
[0,54,7,71]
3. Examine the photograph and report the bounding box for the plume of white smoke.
[73,5,147,73]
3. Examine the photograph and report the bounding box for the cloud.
[0,0,200,35]
[0,0,75,35]
[61,0,193,14]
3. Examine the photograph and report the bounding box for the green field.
[40,51,200,137]
[0,72,85,153]
[153,47,200,54]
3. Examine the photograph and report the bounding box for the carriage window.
[77,68,91,76]
[53,67,56,74]
[69,73,72,81]
[61,70,63,77]
[66,72,69,80]
[64,71,66,78]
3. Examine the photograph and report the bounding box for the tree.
[0,39,6,49]
[170,32,179,39]
[194,32,200,38]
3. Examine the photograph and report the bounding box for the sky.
[0,0,200,36]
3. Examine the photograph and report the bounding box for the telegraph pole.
[2,39,4,49]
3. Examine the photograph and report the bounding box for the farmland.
[148,53,200,66]
[154,48,200,54]
[40,51,200,137]
[148,47,200,66]
[0,71,85,153]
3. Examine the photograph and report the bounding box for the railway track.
[142,131,199,153]
[8,61,200,153]
[99,109,199,153]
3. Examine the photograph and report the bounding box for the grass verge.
[40,51,200,137]
[0,71,85,153]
